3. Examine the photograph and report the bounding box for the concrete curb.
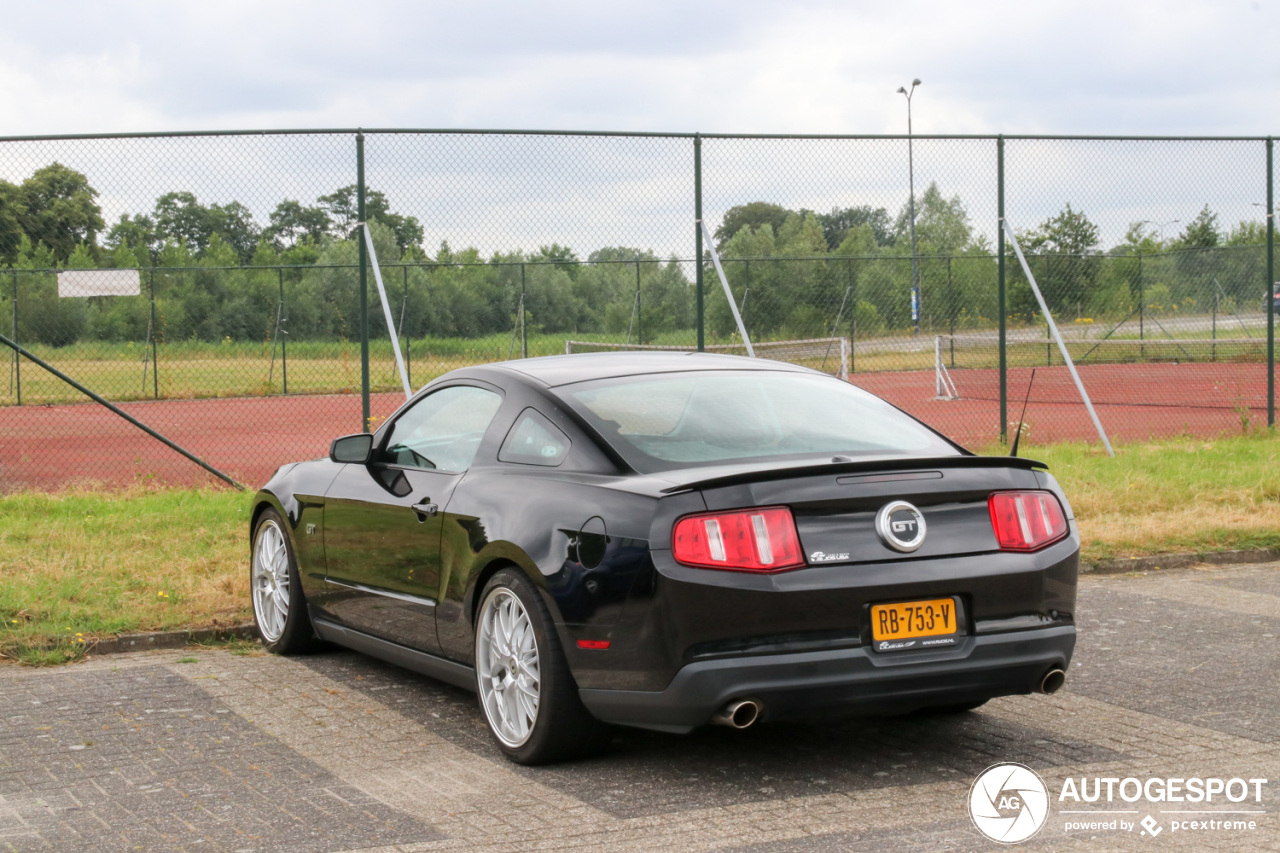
[88,624,260,656]
[1081,547,1280,575]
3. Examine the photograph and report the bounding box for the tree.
[1175,205,1220,249]
[152,192,207,253]
[16,163,104,263]
[152,192,261,263]
[0,179,22,264]
[533,243,580,279]
[710,212,836,338]
[1164,206,1227,299]
[1013,203,1102,319]
[12,235,86,346]
[105,213,157,260]
[316,186,360,235]
[317,186,424,257]
[1225,220,1266,246]
[264,200,332,250]
[1112,222,1162,256]
[580,247,692,339]
[775,212,828,256]
[382,211,425,258]
[815,205,893,250]
[894,182,973,255]
[1022,203,1100,256]
[713,202,791,252]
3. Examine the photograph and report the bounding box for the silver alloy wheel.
[476,587,541,748]
[252,519,290,643]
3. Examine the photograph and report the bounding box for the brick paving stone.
[0,563,1276,852]
[0,663,440,852]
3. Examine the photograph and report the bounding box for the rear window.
[564,370,957,471]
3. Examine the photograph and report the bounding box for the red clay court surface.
[0,392,408,492]
[0,362,1272,491]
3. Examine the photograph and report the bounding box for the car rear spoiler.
[657,455,1047,495]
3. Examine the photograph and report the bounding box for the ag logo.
[874,500,926,552]
[968,762,1049,844]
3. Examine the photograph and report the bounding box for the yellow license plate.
[870,598,959,643]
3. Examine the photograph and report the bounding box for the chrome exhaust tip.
[711,699,761,729]
[1038,668,1066,695]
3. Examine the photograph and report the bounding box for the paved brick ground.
[1,562,1277,852]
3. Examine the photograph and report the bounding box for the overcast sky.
[1,0,1276,137]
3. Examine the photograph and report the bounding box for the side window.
[498,408,571,467]
[381,386,503,472]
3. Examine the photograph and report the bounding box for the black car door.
[320,384,504,654]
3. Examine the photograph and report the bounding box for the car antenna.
[1010,368,1036,458]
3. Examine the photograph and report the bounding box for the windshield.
[564,370,959,472]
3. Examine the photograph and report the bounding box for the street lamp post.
[897,79,922,336]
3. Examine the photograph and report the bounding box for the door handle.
[412,500,438,521]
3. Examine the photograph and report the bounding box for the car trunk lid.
[676,457,1045,564]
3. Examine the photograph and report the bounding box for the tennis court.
[0,358,1269,491]
[855,361,1269,448]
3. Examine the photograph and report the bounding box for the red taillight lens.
[672,506,805,572]
[988,491,1069,551]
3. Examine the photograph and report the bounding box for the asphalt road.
[1,561,1277,853]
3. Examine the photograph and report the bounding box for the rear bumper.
[578,625,1075,733]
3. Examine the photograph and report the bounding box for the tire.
[250,508,317,655]
[474,568,607,764]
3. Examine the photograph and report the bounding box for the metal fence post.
[848,257,856,374]
[1268,136,1275,428]
[9,271,18,405]
[947,256,955,351]
[520,263,527,359]
[1138,253,1145,358]
[635,260,643,345]
[150,269,158,400]
[1043,256,1052,366]
[997,135,1007,444]
[694,133,704,352]
[279,267,288,394]
[357,131,370,432]
[402,264,410,386]
[1212,291,1218,362]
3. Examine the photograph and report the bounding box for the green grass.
[2,433,1278,664]
[2,331,723,405]
[994,432,1280,561]
[0,486,248,664]
[2,328,886,405]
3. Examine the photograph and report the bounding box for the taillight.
[672,506,805,572]
[988,491,1068,551]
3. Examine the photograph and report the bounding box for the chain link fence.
[0,130,1274,491]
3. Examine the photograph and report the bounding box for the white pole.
[1002,220,1114,457]
[362,223,413,400]
[935,335,943,398]
[698,219,755,357]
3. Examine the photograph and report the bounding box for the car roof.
[488,351,813,388]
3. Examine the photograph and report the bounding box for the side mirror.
[330,433,374,464]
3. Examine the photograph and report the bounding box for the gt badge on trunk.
[875,500,927,552]
[870,597,961,652]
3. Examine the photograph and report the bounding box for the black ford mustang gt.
[249,352,1077,764]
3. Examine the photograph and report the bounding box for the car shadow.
[300,650,1119,820]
